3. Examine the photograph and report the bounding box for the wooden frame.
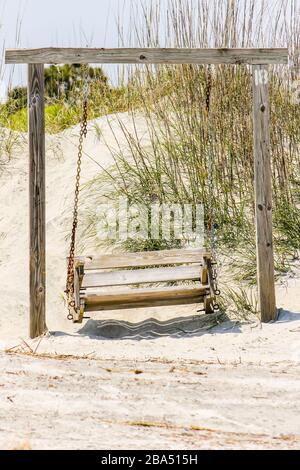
[5,47,288,337]
[5,47,287,65]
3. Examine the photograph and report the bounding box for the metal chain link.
[206,66,220,306]
[65,67,89,320]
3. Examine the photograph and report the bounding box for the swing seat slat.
[83,285,209,311]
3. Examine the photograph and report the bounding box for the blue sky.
[0,0,134,93]
[0,0,130,48]
[0,0,296,98]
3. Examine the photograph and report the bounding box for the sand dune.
[0,113,299,449]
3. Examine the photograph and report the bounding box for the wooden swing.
[4,47,287,337]
[70,249,217,323]
[65,66,219,323]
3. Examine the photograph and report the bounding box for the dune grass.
[0,82,136,134]
[1,0,299,319]
[79,0,300,319]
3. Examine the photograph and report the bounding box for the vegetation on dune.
[1,0,299,318]
[80,0,300,317]
[0,64,133,133]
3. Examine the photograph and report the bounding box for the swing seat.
[70,248,216,323]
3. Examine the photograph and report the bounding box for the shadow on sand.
[50,309,300,341]
[276,309,300,323]
[75,311,231,340]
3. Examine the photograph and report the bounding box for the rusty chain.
[64,65,220,318]
[65,69,89,320]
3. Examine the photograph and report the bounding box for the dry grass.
[81,0,300,319]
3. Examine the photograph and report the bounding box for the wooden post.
[252,64,277,322]
[28,64,47,338]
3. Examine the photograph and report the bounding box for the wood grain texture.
[73,265,81,322]
[5,48,288,65]
[82,286,209,308]
[74,262,85,323]
[28,64,47,338]
[84,285,208,311]
[252,64,277,322]
[85,297,206,311]
[77,248,209,270]
[82,264,202,288]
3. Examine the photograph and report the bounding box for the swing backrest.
[77,248,210,270]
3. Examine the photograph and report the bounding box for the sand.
[0,112,299,450]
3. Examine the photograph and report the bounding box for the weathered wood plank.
[77,248,209,270]
[84,286,207,311]
[84,284,208,309]
[85,297,206,311]
[252,64,277,322]
[82,264,202,288]
[73,262,84,322]
[202,256,215,313]
[5,48,288,65]
[204,296,215,314]
[28,64,47,338]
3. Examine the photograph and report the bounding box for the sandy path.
[1,350,299,450]
[0,113,300,449]
[1,308,300,450]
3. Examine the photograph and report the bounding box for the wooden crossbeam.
[5,47,288,65]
